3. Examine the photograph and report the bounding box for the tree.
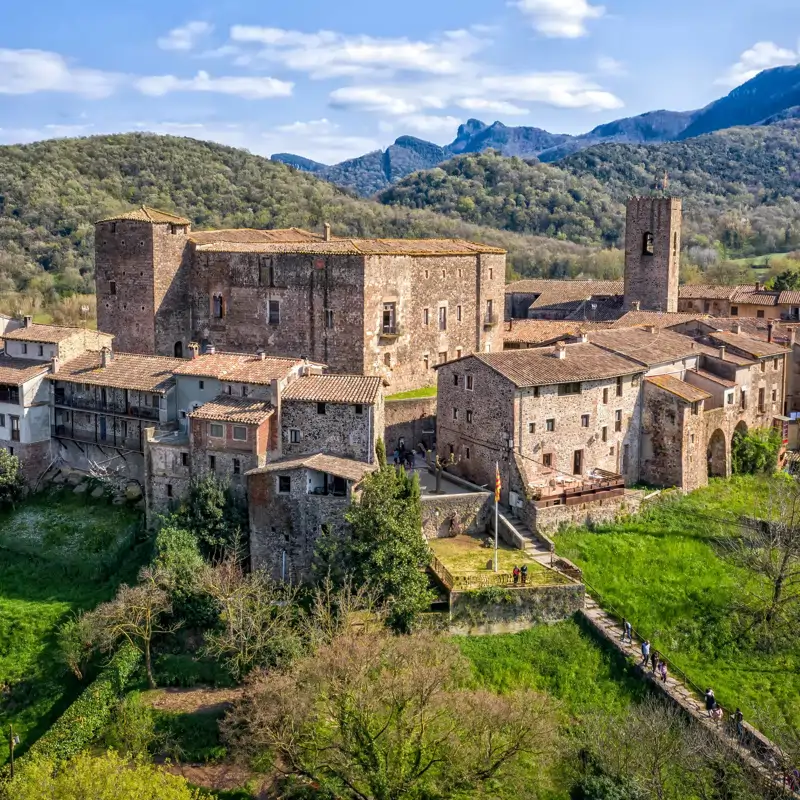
[91,567,178,689]
[6,751,200,800]
[200,554,302,680]
[770,268,800,292]
[318,439,433,633]
[0,448,25,509]
[154,521,205,596]
[57,612,102,681]
[732,427,782,475]
[223,631,556,800]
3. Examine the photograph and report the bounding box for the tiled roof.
[282,374,383,404]
[471,343,643,388]
[503,320,611,345]
[694,343,754,366]
[193,238,505,256]
[691,369,736,388]
[96,206,191,225]
[52,352,183,392]
[189,228,323,245]
[704,317,798,346]
[588,328,700,367]
[707,330,790,359]
[678,284,739,300]
[730,286,779,306]
[189,395,275,425]
[645,374,712,403]
[3,324,111,344]
[505,279,624,296]
[0,355,49,385]
[778,291,800,305]
[248,452,376,483]
[565,296,625,322]
[611,311,709,329]
[173,353,303,385]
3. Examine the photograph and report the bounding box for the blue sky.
[2,0,799,164]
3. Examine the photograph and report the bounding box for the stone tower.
[623,196,682,313]
[95,207,191,356]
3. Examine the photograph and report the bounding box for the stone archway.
[707,429,728,478]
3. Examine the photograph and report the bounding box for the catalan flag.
[495,462,501,503]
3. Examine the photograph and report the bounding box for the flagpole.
[494,461,499,573]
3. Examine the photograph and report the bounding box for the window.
[543,453,553,468]
[466,375,474,391]
[615,410,622,432]
[325,309,334,329]
[268,300,280,325]
[438,306,447,331]
[774,358,780,371]
[37,345,43,356]
[485,299,494,322]
[167,484,173,498]
[704,302,711,314]
[383,353,392,368]
[0,414,5,427]
[731,306,739,316]
[609,446,615,456]
[453,374,459,386]
[691,402,699,415]
[485,342,491,353]
[209,423,224,438]
[111,222,117,233]
[466,410,473,423]
[673,231,678,258]
[642,232,654,255]
[290,428,302,444]
[209,455,216,470]
[616,376,623,397]
[741,389,747,410]
[382,302,396,334]
[458,268,463,279]
[110,280,117,295]
[757,310,765,319]
[456,347,462,359]
[581,414,590,427]
[528,422,536,434]
[456,305,462,322]
[632,374,641,387]
[546,418,555,432]
[452,408,459,421]
[423,354,429,370]
[10,416,20,442]
[199,380,204,390]
[278,475,291,493]
[760,361,766,373]
[226,385,233,395]
[233,458,241,475]
[603,387,609,404]
[0,385,20,405]
[772,388,777,402]
[602,425,608,442]
[317,402,326,415]
[424,269,429,279]
[442,268,446,279]
[758,388,765,413]
[558,382,581,396]
[489,267,494,280]
[181,452,188,466]
[423,308,430,326]
[439,351,448,365]
[465,446,470,460]
[232,426,247,441]
[533,386,540,398]
[21,344,27,354]
[727,392,734,405]
[573,449,583,475]
[212,294,224,318]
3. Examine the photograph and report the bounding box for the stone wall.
[421,491,493,539]
[153,225,192,357]
[0,439,53,485]
[143,429,191,527]
[449,583,585,635]
[384,396,437,454]
[527,490,642,535]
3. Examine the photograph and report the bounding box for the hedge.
[24,643,142,762]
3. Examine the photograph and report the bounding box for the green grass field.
[555,476,800,736]
[0,492,147,764]
[385,386,437,401]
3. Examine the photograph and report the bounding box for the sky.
[1,0,800,165]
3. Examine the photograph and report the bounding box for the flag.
[495,462,501,503]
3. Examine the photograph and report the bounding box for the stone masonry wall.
[384,396,437,454]
[528,490,642,535]
[421,492,493,539]
[143,431,191,527]
[153,225,192,357]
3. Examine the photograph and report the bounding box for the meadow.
[556,476,800,736]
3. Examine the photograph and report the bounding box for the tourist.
[658,660,668,683]
[650,649,659,673]
[621,619,632,643]
[521,564,528,585]
[711,704,723,725]
[705,689,716,716]
[393,448,400,465]
[640,639,650,667]
[513,566,520,586]
[734,708,744,740]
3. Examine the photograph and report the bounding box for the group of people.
[512,564,529,585]
[704,688,724,724]
[392,444,417,469]
[639,639,669,683]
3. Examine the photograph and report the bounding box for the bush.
[0,448,25,508]
[571,775,648,800]
[731,427,782,475]
[103,692,158,757]
[24,643,141,762]
[155,710,227,763]
[153,653,235,688]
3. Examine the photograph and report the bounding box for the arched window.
[212,294,224,319]
[642,232,654,255]
[174,341,183,358]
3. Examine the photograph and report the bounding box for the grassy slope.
[555,477,799,734]
[385,386,437,401]
[0,493,147,763]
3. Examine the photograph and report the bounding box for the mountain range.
[272,64,800,196]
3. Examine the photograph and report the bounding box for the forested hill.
[0,133,615,303]
[379,123,800,256]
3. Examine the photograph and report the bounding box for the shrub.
[731,427,782,475]
[103,692,158,757]
[0,448,25,508]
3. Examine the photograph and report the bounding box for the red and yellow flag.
[495,463,501,503]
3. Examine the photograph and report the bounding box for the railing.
[483,312,500,328]
[429,553,454,590]
[53,398,160,421]
[379,325,402,339]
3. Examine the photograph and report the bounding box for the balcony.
[52,424,144,453]
[483,312,500,328]
[379,325,402,341]
[53,395,160,421]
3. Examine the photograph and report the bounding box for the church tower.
[623,196,681,313]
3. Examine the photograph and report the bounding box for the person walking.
[650,649,659,673]
[513,566,520,586]
[705,689,716,717]
[711,704,723,725]
[734,708,744,741]
[520,564,528,586]
[640,639,650,667]
[658,660,668,683]
[621,619,632,644]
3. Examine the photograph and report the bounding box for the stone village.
[0,194,796,590]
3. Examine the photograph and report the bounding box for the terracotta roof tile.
[503,320,611,345]
[705,317,798,345]
[694,343,754,366]
[96,206,190,225]
[194,238,505,256]
[778,291,800,305]
[0,355,49,385]
[189,228,322,245]
[469,343,643,388]
[52,352,183,392]
[248,452,376,483]
[282,374,383,404]
[173,352,303,385]
[707,330,790,358]
[645,374,712,403]
[588,328,700,366]
[4,324,113,344]
[678,284,739,300]
[189,395,275,425]
[730,286,779,306]
[505,279,624,296]
[611,311,709,329]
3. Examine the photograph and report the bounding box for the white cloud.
[135,70,293,99]
[379,115,462,140]
[229,25,486,78]
[158,21,213,52]
[716,41,799,88]
[482,72,623,110]
[597,56,626,76]
[514,0,605,38]
[261,119,381,163]
[0,49,119,97]
[329,86,419,115]
[455,98,529,115]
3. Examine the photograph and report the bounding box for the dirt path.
[141,685,244,715]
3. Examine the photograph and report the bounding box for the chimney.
[323,222,331,242]
[577,332,588,344]
[718,345,726,361]
[206,344,216,355]
[767,322,774,344]
[101,346,112,368]
[555,343,566,360]
[51,356,60,375]
[257,349,266,361]
[755,282,762,292]
[734,322,742,335]
[643,324,656,334]
[188,342,199,360]
[631,301,640,311]
[23,315,32,328]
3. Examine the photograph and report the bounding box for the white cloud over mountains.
[513,0,605,38]
[0,49,119,97]
[135,70,292,99]
[717,41,799,87]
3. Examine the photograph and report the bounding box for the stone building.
[95,208,506,394]
[248,453,376,581]
[3,319,114,363]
